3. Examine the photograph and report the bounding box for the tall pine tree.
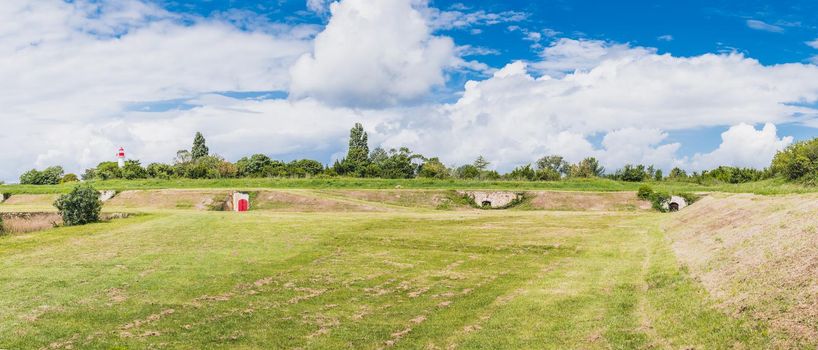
[343,123,370,175]
[191,132,209,160]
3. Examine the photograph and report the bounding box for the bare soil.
[253,191,385,212]
[664,193,818,343]
[525,191,652,211]
[105,190,230,210]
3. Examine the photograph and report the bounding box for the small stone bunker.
[662,196,688,212]
[459,191,524,209]
[226,192,250,212]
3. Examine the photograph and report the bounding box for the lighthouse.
[117,147,125,168]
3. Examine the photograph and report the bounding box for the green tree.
[61,173,79,183]
[668,167,687,179]
[418,158,449,179]
[121,160,148,180]
[191,132,209,160]
[96,162,122,180]
[340,123,370,176]
[569,157,604,178]
[771,138,818,183]
[654,169,663,181]
[536,155,569,176]
[236,154,273,177]
[455,165,480,179]
[507,164,537,180]
[20,166,64,185]
[54,184,102,226]
[473,156,490,171]
[146,163,173,178]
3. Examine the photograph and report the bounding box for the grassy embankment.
[0,206,789,348]
[1,176,814,195]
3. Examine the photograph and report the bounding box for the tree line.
[16,123,818,185]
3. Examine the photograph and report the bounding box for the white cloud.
[746,19,784,33]
[0,0,312,181]
[384,40,818,171]
[3,1,818,182]
[532,38,655,77]
[289,0,457,107]
[422,6,528,30]
[306,0,331,13]
[807,39,818,49]
[689,123,793,170]
[658,34,674,42]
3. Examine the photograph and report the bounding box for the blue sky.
[2,0,818,181]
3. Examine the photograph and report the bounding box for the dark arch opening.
[669,202,679,212]
[481,200,492,208]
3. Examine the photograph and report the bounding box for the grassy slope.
[1,176,815,195]
[0,208,783,349]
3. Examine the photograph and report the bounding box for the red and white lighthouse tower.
[117,147,126,168]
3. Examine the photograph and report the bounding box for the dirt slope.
[524,191,651,211]
[664,193,818,345]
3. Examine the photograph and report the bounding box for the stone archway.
[481,200,492,208]
[669,202,680,212]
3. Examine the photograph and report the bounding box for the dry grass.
[0,212,62,233]
[523,191,652,211]
[105,189,230,210]
[664,192,818,345]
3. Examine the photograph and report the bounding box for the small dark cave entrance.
[481,200,492,208]
[669,202,680,212]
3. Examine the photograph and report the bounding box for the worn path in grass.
[0,208,782,349]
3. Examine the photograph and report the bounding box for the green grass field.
[0,199,786,349]
[2,176,816,195]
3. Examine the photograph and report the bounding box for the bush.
[650,191,671,212]
[54,184,102,226]
[637,185,654,200]
[0,215,4,235]
[771,138,818,183]
[677,192,700,205]
[20,166,64,185]
[61,173,79,183]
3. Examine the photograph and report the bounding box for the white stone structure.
[98,190,117,202]
[459,191,523,208]
[232,192,250,212]
[661,196,688,212]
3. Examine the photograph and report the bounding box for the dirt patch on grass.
[524,191,651,211]
[106,190,229,210]
[318,190,468,209]
[254,191,384,212]
[665,193,818,344]
[1,194,59,206]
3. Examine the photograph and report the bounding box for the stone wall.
[458,191,523,208]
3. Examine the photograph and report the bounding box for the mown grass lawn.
[1,209,776,349]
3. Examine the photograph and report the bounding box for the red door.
[238,199,249,212]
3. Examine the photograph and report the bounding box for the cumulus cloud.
[532,38,655,77]
[289,0,457,107]
[385,39,818,171]
[3,1,818,182]
[0,0,312,180]
[806,38,818,49]
[688,123,793,170]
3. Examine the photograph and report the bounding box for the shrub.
[0,215,4,235]
[54,184,102,226]
[677,192,700,205]
[650,191,671,212]
[61,173,79,183]
[637,185,654,200]
[771,138,818,183]
[20,166,64,185]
